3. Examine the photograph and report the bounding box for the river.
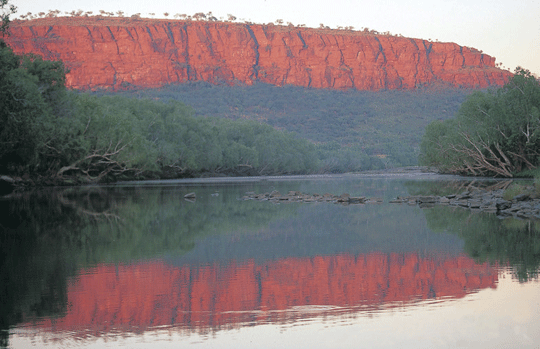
[1,173,539,348]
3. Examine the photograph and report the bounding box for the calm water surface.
[2,173,539,348]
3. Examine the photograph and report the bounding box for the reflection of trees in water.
[0,186,292,346]
[424,206,540,282]
[405,177,540,282]
[0,191,78,348]
[404,179,514,197]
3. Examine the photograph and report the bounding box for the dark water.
[1,174,539,348]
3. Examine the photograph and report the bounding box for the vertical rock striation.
[5,17,512,90]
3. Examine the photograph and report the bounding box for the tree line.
[420,68,540,177]
[0,41,320,185]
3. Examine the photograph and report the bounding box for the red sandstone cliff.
[5,17,512,91]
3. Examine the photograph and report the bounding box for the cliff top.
[9,16,469,47]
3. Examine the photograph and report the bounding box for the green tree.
[1,0,16,36]
[0,43,67,172]
[420,68,540,177]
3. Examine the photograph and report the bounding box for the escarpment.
[5,17,512,90]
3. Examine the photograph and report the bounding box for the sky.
[9,0,540,76]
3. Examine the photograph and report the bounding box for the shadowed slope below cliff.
[5,17,512,91]
[108,82,470,168]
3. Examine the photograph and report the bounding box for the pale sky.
[9,0,540,76]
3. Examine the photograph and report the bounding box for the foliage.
[420,68,540,177]
[0,43,319,182]
[107,81,469,171]
[0,41,66,173]
[502,183,530,201]
[0,0,16,36]
[404,178,510,197]
[315,141,385,172]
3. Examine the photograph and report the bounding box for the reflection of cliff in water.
[0,178,468,345]
[2,178,510,345]
[25,253,498,337]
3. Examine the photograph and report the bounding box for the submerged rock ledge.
[391,188,540,219]
[242,188,540,219]
[241,190,383,204]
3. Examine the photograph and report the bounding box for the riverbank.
[0,173,112,196]
[0,166,436,196]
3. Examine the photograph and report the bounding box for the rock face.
[5,17,512,91]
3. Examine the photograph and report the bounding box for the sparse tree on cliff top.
[46,9,61,18]
[193,12,206,20]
